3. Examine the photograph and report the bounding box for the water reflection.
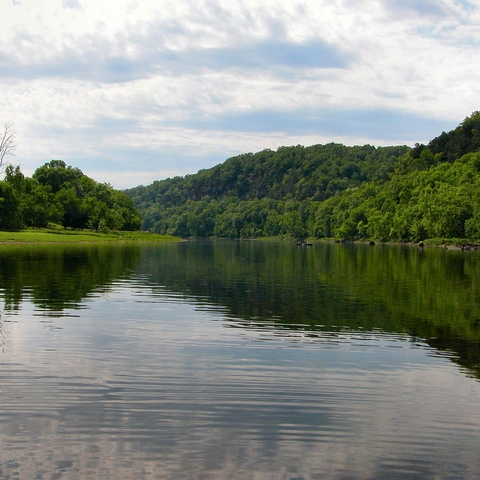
[1,241,480,478]
[0,244,140,313]
[1,241,480,376]
[135,241,480,378]
[1,295,479,479]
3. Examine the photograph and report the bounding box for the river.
[0,240,479,479]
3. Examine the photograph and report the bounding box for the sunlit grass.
[0,227,180,243]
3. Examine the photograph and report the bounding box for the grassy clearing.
[0,228,180,244]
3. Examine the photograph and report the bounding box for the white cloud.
[1,0,479,187]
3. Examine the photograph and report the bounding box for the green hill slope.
[125,144,409,237]
[124,111,480,241]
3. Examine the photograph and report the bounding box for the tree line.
[0,160,141,231]
[124,111,480,241]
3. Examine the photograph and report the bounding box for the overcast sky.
[1,0,479,188]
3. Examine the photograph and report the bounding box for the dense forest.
[0,160,141,231]
[125,111,480,242]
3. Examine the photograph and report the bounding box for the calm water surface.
[1,240,480,479]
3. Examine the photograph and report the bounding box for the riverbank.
[0,228,180,244]
[252,235,480,250]
[13,229,475,248]
[352,238,480,250]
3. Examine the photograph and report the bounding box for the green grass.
[0,228,180,244]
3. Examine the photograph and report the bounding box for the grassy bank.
[0,228,180,244]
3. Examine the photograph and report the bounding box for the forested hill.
[125,111,480,241]
[127,144,409,208]
[125,144,410,236]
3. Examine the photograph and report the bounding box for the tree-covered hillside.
[413,111,480,163]
[124,111,480,241]
[125,143,410,237]
[0,160,141,231]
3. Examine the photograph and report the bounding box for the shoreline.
[347,239,480,251]
[0,229,181,244]
[1,231,478,250]
[252,236,480,251]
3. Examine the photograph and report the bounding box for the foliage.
[0,180,23,230]
[124,112,480,242]
[411,110,480,163]
[125,143,409,238]
[127,144,408,208]
[0,161,142,232]
[316,152,480,242]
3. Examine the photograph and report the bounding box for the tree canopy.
[0,161,141,232]
[125,143,409,238]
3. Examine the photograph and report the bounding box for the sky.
[1,0,479,189]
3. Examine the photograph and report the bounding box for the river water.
[0,240,479,479]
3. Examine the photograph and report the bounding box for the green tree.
[33,160,84,194]
[56,188,89,229]
[21,179,55,228]
[0,181,23,230]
